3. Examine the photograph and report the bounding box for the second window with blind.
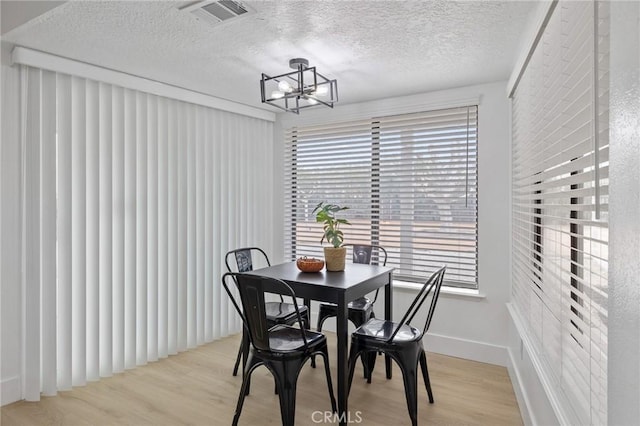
[284,105,478,289]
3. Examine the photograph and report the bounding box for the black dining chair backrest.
[225,247,285,305]
[343,243,387,305]
[388,266,446,342]
[343,244,388,266]
[225,247,271,273]
[222,272,308,352]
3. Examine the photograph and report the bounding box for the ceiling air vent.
[178,1,254,27]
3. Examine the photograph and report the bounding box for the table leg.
[384,272,393,380]
[336,294,348,426]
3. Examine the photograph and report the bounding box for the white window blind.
[284,106,478,288]
[19,65,274,400]
[511,1,609,424]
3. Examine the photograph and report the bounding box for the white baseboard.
[1,375,21,406]
[424,332,508,367]
[507,347,535,426]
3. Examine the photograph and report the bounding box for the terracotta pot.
[323,246,346,271]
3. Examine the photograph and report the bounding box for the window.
[510,1,609,423]
[284,105,478,289]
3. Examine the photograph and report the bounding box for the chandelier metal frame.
[260,58,338,114]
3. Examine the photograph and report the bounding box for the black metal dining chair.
[346,266,446,426]
[222,272,337,426]
[225,247,310,376]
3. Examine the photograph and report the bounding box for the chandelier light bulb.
[278,80,293,93]
[271,91,284,99]
[307,97,318,105]
[315,85,329,96]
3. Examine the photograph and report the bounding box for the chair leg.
[275,379,297,426]
[232,342,243,376]
[245,370,252,396]
[316,311,327,332]
[312,310,332,369]
[359,311,378,381]
[233,331,250,376]
[397,357,419,426]
[365,351,377,384]
[273,361,302,426]
[232,357,260,426]
[347,342,361,395]
[368,342,392,381]
[385,354,393,380]
[317,350,338,413]
[305,310,312,331]
[232,378,249,426]
[238,336,253,396]
[352,314,371,379]
[419,350,434,403]
[359,353,369,379]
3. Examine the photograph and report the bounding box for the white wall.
[273,81,513,366]
[1,41,22,405]
[608,1,640,424]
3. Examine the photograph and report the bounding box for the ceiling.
[2,0,538,112]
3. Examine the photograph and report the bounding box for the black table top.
[248,261,394,303]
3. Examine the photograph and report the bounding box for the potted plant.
[313,201,350,271]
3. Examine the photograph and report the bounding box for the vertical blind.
[511,1,609,424]
[20,65,274,400]
[284,106,478,288]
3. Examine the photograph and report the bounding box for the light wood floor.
[1,333,522,425]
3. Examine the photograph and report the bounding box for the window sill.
[392,279,486,299]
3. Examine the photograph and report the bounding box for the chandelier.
[260,58,338,114]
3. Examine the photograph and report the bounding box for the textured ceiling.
[3,0,538,111]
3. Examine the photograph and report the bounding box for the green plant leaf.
[313,201,351,248]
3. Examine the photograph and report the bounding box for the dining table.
[247,261,394,426]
